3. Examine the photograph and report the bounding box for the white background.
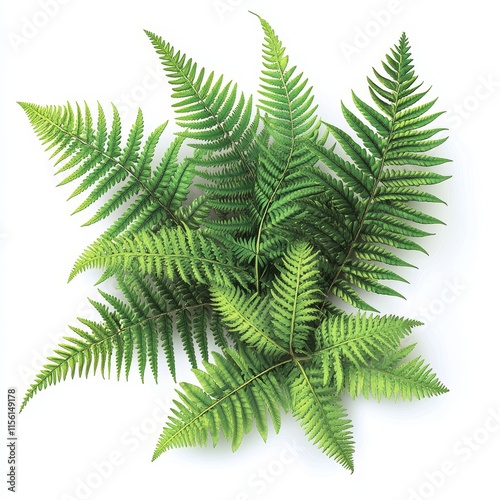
[1,1,499,499]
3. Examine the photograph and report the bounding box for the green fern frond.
[290,365,354,471]
[70,225,251,288]
[270,242,322,352]
[253,13,319,150]
[249,15,323,288]
[18,102,192,235]
[117,273,212,375]
[305,33,450,311]
[345,345,449,401]
[152,348,290,460]
[145,30,259,216]
[20,274,211,411]
[175,195,211,229]
[314,313,421,392]
[211,285,288,357]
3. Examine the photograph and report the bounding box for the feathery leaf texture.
[314,313,421,392]
[145,30,259,217]
[152,348,289,459]
[290,366,355,470]
[20,16,450,471]
[270,242,322,353]
[20,274,213,411]
[344,344,449,401]
[303,33,450,311]
[70,225,251,288]
[19,102,196,237]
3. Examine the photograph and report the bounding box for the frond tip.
[345,345,449,401]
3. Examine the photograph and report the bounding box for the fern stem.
[253,66,298,292]
[289,249,305,353]
[253,145,295,293]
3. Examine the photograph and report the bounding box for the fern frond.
[249,15,323,288]
[152,348,290,460]
[345,345,449,401]
[70,226,251,288]
[252,12,319,145]
[290,365,354,471]
[254,13,319,150]
[20,274,211,411]
[145,30,259,216]
[314,313,421,392]
[117,273,212,375]
[175,195,211,229]
[270,242,322,353]
[305,33,450,311]
[18,102,193,236]
[211,286,288,357]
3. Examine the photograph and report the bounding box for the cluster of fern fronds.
[19,14,450,471]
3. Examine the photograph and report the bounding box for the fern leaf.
[70,226,251,288]
[18,102,191,236]
[145,30,259,216]
[345,346,449,401]
[20,276,211,411]
[253,13,319,151]
[305,33,450,311]
[244,14,323,289]
[290,365,354,471]
[211,286,288,357]
[152,349,290,459]
[314,313,420,392]
[270,242,322,352]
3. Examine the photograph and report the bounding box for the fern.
[20,273,213,411]
[289,366,354,469]
[344,344,448,402]
[19,102,196,237]
[19,14,451,472]
[314,313,421,391]
[70,225,251,288]
[250,14,324,288]
[152,347,289,458]
[145,30,259,219]
[153,242,447,470]
[301,33,450,310]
